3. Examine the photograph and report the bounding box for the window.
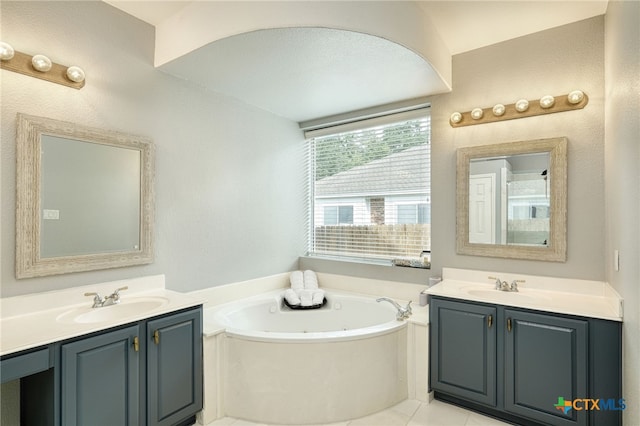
[323,205,354,225]
[306,109,431,261]
[397,203,430,224]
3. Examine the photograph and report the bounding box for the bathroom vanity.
[427,268,623,426]
[0,275,204,426]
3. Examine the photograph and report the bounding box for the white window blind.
[306,109,431,261]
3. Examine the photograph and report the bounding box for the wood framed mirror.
[16,113,155,278]
[456,137,567,262]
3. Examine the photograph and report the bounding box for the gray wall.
[429,16,605,280]
[1,1,306,297]
[305,16,606,284]
[604,1,640,424]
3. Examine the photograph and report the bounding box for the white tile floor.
[204,399,512,426]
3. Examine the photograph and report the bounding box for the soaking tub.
[204,290,409,424]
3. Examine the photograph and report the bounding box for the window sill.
[299,255,431,286]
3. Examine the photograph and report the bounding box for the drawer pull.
[153,330,160,345]
[488,314,493,328]
[133,336,139,352]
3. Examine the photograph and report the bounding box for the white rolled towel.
[303,270,319,289]
[284,289,301,306]
[312,289,325,305]
[299,289,313,307]
[290,270,304,291]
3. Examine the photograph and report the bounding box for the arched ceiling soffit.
[159,26,448,122]
[154,1,452,90]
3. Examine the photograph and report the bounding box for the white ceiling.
[105,1,608,122]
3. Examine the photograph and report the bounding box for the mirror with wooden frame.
[16,113,155,278]
[456,137,567,262]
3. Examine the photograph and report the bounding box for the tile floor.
[205,399,512,426]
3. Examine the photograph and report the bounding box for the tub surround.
[0,274,205,356]
[192,272,429,425]
[426,267,623,321]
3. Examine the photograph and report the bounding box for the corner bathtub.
[205,290,408,424]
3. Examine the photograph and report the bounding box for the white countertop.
[0,275,205,357]
[425,268,623,322]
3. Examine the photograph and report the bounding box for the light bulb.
[540,95,555,109]
[0,42,14,61]
[31,54,52,72]
[492,104,506,116]
[471,108,484,120]
[66,66,85,83]
[567,90,585,104]
[515,99,529,112]
[450,112,462,124]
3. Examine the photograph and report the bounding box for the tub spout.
[376,297,412,321]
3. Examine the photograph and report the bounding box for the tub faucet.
[376,297,412,321]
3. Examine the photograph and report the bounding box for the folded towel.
[284,289,301,306]
[299,289,313,307]
[303,270,319,289]
[290,270,304,291]
[312,289,325,305]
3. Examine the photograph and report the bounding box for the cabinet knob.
[153,330,160,345]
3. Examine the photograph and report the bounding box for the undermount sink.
[57,296,170,324]
[464,288,547,303]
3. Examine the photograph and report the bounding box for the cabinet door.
[504,309,587,426]
[147,308,203,426]
[61,325,141,426]
[430,298,497,406]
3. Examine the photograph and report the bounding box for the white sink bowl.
[57,296,169,324]
[464,288,547,304]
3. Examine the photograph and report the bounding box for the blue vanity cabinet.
[58,306,203,426]
[146,308,203,426]
[61,324,142,426]
[429,296,622,426]
[504,309,588,426]
[429,298,497,407]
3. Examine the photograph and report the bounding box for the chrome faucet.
[488,276,524,292]
[376,297,412,321]
[84,292,105,308]
[103,286,128,306]
[84,286,128,308]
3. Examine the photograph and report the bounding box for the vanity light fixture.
[0,41,85,89]
[471,108,484,120]
[31,54,52,72]
[539,95,555,109]
[449,90,589,127]
[567,90,585,104]
[0,42,15,60]
[515,99,529,112]
[492,104,506,117]
[450,112,463,124]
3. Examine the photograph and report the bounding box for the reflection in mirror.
[457,138,567,262]
[16,114,154,278]
[41,135,142,257]
[469,152,550,246]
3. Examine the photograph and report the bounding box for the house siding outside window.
[307,111,431,261]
